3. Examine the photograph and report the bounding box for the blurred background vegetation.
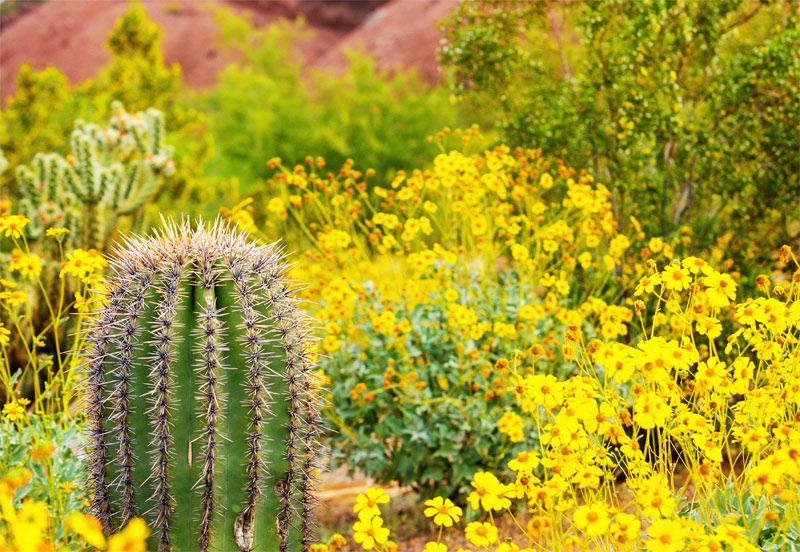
[438,0,800,269]
[2,0,796,268]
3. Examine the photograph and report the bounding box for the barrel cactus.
[83,220,322,552]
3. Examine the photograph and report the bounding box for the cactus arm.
[119,170,156,215]
[125,289,163,552]
[224,248,278,552]
[298,315,322,548]
[195,283,221,552]
[107,164,125,210]
[15,165,38,203]
[45,155,61,200]
[83,203,101,251]
[121,163,141,206]
[271,283,307,552]
[62,163,81,200]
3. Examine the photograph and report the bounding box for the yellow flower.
[423,496,463,527]
[45,227,70,237]
[352,513,390,550]
[695,316,722,339]
[0,324,9,347]
[464,521,497,548]
[322,335,340,353]
[471,215,488,236]
[61,249,105,279]
[510,243,529,263]
[59,481,77,495]
[635,273,661,296]
[2,401,26,423]
[327,533,347,550]
[611,512,641,546]
[444,288,460,302]
[507,450,539,472]
[661,264,691,292]
[497,411,524,442]
[66,512,107,550]
[0,215,29,238]
[31,441,55,462]
[633,391,670,429]
[107,517,150,552]
[467,472,511,512]
[424,542,447,552]
[0,290,28,307]
[648,237,664,253]
[13,522,48,551]
[17,499,48,530]
[353,487,389,519]
[647,519,689,552]
[9,253,42,280]
[703,270,737,307]
[573,502,611,537]
[518,303,544,320]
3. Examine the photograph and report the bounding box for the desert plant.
[82,220,322,552]
[0,2,211,221]
[439,0,800,263]
[198,6,459,209]
[13,101,174,253]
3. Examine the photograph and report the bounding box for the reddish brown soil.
[0,0,458,99]
[316,0,459,83]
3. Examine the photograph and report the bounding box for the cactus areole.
[84,220,322,552]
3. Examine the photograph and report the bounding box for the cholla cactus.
[14,101,174,251]
[84,220,323,552]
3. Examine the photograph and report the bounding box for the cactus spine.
[84,220,322,552]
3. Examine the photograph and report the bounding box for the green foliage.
[0,66,73,179]
[439,0,800,263]
[681,476,800,550]
[197,7,459,214]
[326,274,565,500]
[0,415,86,538]
[85,222,322,552]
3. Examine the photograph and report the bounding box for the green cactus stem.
[84,220,322,552]
[11,101,174,252]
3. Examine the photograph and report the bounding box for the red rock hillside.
[0,0,459,99]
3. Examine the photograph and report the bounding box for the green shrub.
[439,0,800,266]
[197,7,460,216]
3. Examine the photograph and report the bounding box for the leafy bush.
[334,249,800,552]
[198,7,460,214]
[225,128,691,497]
[438,0,800,265]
